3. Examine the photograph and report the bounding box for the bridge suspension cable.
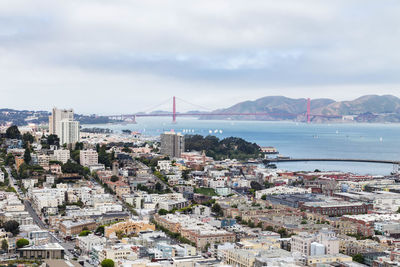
[140,97,172,114]
[175,97,213,111]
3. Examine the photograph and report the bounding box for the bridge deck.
[265,158,399,164]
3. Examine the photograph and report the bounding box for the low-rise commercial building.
[155,214,235,249]
[104,220,155,238]
[59,220,97,236]
[300,201,372,216]
[18,243,65,259]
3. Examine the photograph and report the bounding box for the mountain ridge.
[201,94,400,122]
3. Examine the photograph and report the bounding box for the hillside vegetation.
[185,135,260,160]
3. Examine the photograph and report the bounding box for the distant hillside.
[314,95,400,115]
[201,95,400,123]
[200,96,334,121]
[0,109,113,126]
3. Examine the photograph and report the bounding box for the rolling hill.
[200,95,400,122]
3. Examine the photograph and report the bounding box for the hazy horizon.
[2,94,400,115]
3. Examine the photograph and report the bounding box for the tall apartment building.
[48,108,80,145]
[59,120,80,145]
[80,149,99,167]
[48,108,73,135]
[160,131,184,158]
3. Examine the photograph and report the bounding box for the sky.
[1,0,400,114]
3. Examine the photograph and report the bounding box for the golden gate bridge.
[107,97,342,124]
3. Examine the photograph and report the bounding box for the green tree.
[16,238,29,248]
[22,132,34,148]
[211,203,223,216]
[71,150,80,162]
[110,175,119,182]
[265,226,274,231]
[182,169,191,180]
[397,207,400,213]
[352,254,364,264]
[74,142,84,150]
[122,147,131,153]
[79,230,91,236]
[184,135,260,160]
[47,134,60,147]
[5,153,15,166]
[1,239,8,251]
[62,160,89,176]
[4,220,19,236]
[158,209,169,215]
[250,181,262,191]
[95,226,105,235]
[261,194,267,200]
[98,145,112,168]
[277,228,289,238]
[5,126,21,139]
[101,259,115,267]
[23,148,31,165]
[155,182,163,192]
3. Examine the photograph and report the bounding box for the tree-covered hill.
[185,135,260,160]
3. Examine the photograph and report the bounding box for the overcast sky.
[1,0,400,114]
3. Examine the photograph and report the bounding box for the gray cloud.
[0,0,400,114]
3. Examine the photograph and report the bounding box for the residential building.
[98,244,139,262]
[59,220,97,236]
[160,131,184,158]
[300,201,372,216]
[255,186,312,199]
[155,214,235,249]
[104,220,155,238]
[59,119,80,145]
[53,149,70,164]
[15,156,24,170]
[37,154,50,169]
[291,229,339,256]
[48,108,73,135]
[158,199,190,211]
[77,234,106,253]
[80,149,98,167]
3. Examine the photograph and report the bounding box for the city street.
[24,200,46,229]
[4,167,78,262]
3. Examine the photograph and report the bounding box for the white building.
[37,154,50,168]
[98,244,138,263]
[59,119,80,145]
[157,160,172,171]
[48,108,73,135]
[80,150,99,167]
[193,205,211,216]
[53,149,71,164]
[291,229,339,256]
[77,234,106,253]
[255,186,312,199]
[0,170,4,183]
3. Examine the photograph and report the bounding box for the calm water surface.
[85,118,400,175]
